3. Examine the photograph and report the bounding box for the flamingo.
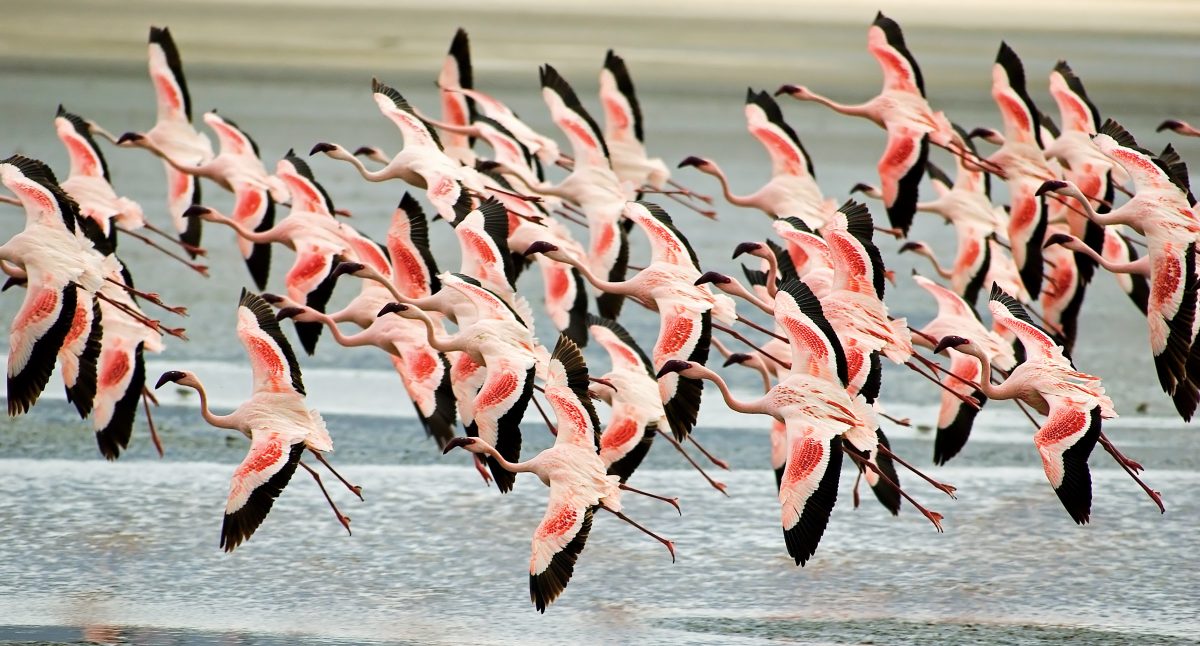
[310,79,474,220]
[970,43,1057,299]
[436,28,477,165]
[933,285,1120,524]
[185,152,387,355]
[53,106,146,239]
[1045,61,1148,315]
[443,335,675,612]
[1157,119,1200,137]
[379,273,541,492]
[155,289,358,551]
[106,26,214,253]
[532,64,632,319]
[1037,120,1200,420]
[776,12,966,234]
[679,89,832,227]
[911,274,1016,464]
[523,201,738,442]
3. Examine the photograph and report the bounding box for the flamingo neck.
[407,306,459,352]
[561,253,630,295]
[476,439,536,474]
[804,92,876,121]
[191,380,237,429]
[330,149,388,182]
[205,210,273,243]
[695,365,766,415]
[703,163,754,207]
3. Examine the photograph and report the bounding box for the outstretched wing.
[529,484,593,613]
[541,64,610,169]
[1034,401,1101,524]
[221,428,306,552]
[236,288,305,395]
[779,420,842,566]
[868,12,925,96]
[148,26,192,122]
[745,89,815,178]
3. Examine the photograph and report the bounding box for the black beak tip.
[332,262,365,278]
[377,302,407,317]
[695,271,729,286]
[656,360,690,378]
[116,132,143,145]
[154,370,184,390]
[1035,180,1067,197]
[723,353,752,367]
[1157,119,1182,132]
[182,205,209,219]
[522,241,558,257]
[732,242,761,259]
[275,307,303,321]
[309,142,336,156]
[677,156,706,169]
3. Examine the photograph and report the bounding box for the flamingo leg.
[662,190,717,219]
[713,322,791,370]
[843,446,944,531]
[309,449,364,501]
[852,469,863,508]
[654,427,727,495]
[1098,432,1165,513]
[552,209,588,228]
[298,459,352,536]
[665,177,714,204]
[120,228,210,273]
[876,443,957,497]
[880,412,911,427]
[142,221,208,257]
[104,276,188,316]
[687,434,730,470]
[530,393,557,436]
[619,483,681,515]
[472,454,493,486]
[599,504,676,562]
[734,316,788,343]
[95,292,187,340]
[141,387,164,458]
[905,360,979,409]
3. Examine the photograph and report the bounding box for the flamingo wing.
[546,335,602,451]
[62,293,103,419]
[147,26,192,123]
[541,261,588,346]
[220,425,307,552]
[779,420,842,566]
[600,407,656,483]
[827,201,886,298]
[438,28,476,149]
[654,297,711,440]
[229,182,275,290]
[992,43,1041,146]
[868,12,925,96]
[8,280,77,416]
[541,64,610,169]
[469,358,535,493]
[529,483,594,613]
[390,348,456,450]
[372,78,443,151]
[56,107,110,180]
[1101,227,1149,315]
[91,340,146,461]
[1035,400,1102,524]
[276,153,335,216]
[1149,244,1199,420]
[933,350,988,465]
[626,201,699,269]
[453,198,513,290]
[283,247,341,356]
[988,284,1062,363]
[745,89,814,178]
[1049,61,1100,134]
[1007,180,1049,299]
[599,50,644,144]
[773,279,848,385]
[387,192,441,298]
[204,111,260,158]
[235,288,305,396]
[165,162,203,250]
[877,127,928,234]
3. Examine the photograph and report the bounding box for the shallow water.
[1,3,1199,644]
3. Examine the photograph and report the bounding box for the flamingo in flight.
[436,28,477,165]
[776,12,966,234]
[186,152,389,355]
[934,285,1126,524]
[104,26,214,254]
[444,335,676,612]
[1038,119,1200,421]
[155,289,360,551]
[679,89,832,227]
[1157,119,1200,137]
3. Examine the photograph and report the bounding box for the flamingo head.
[722,353,754,367]
[1157,119,1185,133]
[849,182,877,195]
[1043,232,1075,249]
[443,436,481,455]
[332,261,367,279]
[522,240,563,260]
[898,241,928,255]
[694,271,731,287]
[732,242,763,259]
[377,302,409,318]
[274,306,308,322]
[309,142,341,157]
[155,369,200,390]
[774,84,812,100]
[115,132,146,147]
[2,276,26,291]
[932,335,970,355]
[1035,179,1069,197]
[656,359,693,378]
[677,156,713,171]
[182,205,216,221]
[967,127,1004,145]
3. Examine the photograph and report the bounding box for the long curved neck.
[1065,240,1150,276]
[188,379,238,429]
[802,91,876,121]
[954,343,1022,401]
[1057,183,1119,227]
[473,439,537,473]
[558,253,631,295]
[692,364,767,415]
[701,163,753,207]
[915,247,953,280]
[329,149,388,182]
[406,306,461,352]
[203,209,274,243]
[717,278,775,316]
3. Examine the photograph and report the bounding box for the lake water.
[1,3,1198,644]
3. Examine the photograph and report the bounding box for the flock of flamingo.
[1,13,1195,612]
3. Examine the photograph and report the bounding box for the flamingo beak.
[182,205,211,219]
[352,146,376,157]
[443,436,476,454]
[677,156,707,169]
[774,84,800,97]
[275,307,304,321]
[695,271,730,287]
[1035,180,1068,197]
[656,360,691,378]
[849,182,874,195]
[154,370,186,389]
[1043,233,1074,249]
[898,241,922,254]
[310,142,337,156]
[932,336,969,355]
[115,132,144,145]
[332,262,365,279]
[522,241,559,257]
[1157,119,1183,133]
[261,293,284,304]
[377,302,407,317]
[723,353,752,367]
[732,242,762,259]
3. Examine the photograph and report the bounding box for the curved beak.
[275,307,304,321]
[522,241,559,257]
[310,142,337,156]
[677,155,707,169]
[332,262,365,279]
[732,242,762,259]
[115,132,144,145]
[723,353,752,367]
[378,302,407,317]
[182,205,211,219]
[1035,180,1068,197]
[1043,233,1074,249]
[695,271,730,287]
[443,436,475,454]
[154,370,186,389]
[932,335,969,355]
[656,360,691,378]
